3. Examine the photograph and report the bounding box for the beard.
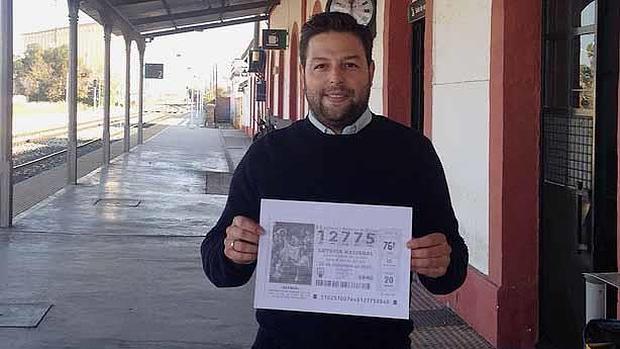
[305,83,371,131]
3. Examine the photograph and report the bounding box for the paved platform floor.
[13,118,174,216]
[0,117,492,349]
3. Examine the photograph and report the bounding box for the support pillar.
[441,0,542,346]
[67,0,79,184]
[137,40,145,145]
[103,22,111,164]
[382,0,412,127]
[123,36,131,153]
[0,0,13,227]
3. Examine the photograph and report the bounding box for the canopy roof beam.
[131,1,270,26]
[145,14,268,38]
[81,0,277,38]
[82,0,141,40]
[159,0,178,30]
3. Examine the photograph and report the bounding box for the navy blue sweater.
[201,115,468,348]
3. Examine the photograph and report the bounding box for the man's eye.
[344,63,359,69]
[314,64,326,70]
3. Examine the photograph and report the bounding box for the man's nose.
[327,66,345,84]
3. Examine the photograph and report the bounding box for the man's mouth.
[323,90,350,103]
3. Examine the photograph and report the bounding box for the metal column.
[201,90,204,113]
[103,23,111,165]
[67,0,79,184]
[0,0,13,227]
[137,41,145,145]
[123,36,131,153]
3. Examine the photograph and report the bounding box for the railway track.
[11,112,184,183]
[12,104,187,146]
[12,115,128,146]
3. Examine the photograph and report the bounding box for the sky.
[13,0,255,95]
[13,0,92,38]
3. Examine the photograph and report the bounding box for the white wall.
[269,0,299,119]
[270,0,384,118]
[368,0,384,115]
[432,0,491,274]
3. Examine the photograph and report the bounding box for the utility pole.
[215,64,218,123]
[253,21,259,127]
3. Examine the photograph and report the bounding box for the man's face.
[301,31,375,133]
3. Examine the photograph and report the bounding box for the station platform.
[0,116,492,348]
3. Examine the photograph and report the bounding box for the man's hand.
[224,216,263,265]
[407,232,452,278]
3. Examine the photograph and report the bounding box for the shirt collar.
[307,108,373,135]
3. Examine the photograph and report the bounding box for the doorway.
[539,0,619,348]
[411,18,425,132]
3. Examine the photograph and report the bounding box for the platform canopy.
[80,0,277,40]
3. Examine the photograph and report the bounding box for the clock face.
[328,0,375,26]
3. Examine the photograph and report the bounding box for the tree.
[43,45,68,102]
[204,87,228,103]
[14,44,51,101]
[77,64,94,105]
[578,42,596,109]
[13,44,98,105]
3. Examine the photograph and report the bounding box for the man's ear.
[299,64,306,91]
[369,60,375,86]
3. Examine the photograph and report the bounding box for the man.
[201,12,468,349]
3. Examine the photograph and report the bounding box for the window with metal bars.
[542,0,596,190]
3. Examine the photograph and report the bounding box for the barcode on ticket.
[315,279,371,290]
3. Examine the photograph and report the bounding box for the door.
[411,18,425,132]
[539,1,619,348]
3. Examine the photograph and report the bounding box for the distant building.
[21,23,105,75]
[229,55,249,128]
[21,23,132,106]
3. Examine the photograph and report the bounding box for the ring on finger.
[230,239,237,251]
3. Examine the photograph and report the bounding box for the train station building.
[236,1,619,347]
[1,0,619,348]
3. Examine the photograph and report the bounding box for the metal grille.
[410,279,443,311]
[410,326,495,349]
[0,303,53,328]
[408,280,493,348]
[543,112,593,189]
[94,198,141,207]
[205,171,232,195]
[411,309,465,328]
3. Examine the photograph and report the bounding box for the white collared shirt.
[307,108,373,135]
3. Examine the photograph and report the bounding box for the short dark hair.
[300,12,374,67]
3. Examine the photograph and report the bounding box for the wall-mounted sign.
[248,49,266,75]
[262,29,288,50]
[256,79,267,102]
[408,0,426,23]
[145,63,164,79]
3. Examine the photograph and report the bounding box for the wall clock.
[326,0,377,37]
